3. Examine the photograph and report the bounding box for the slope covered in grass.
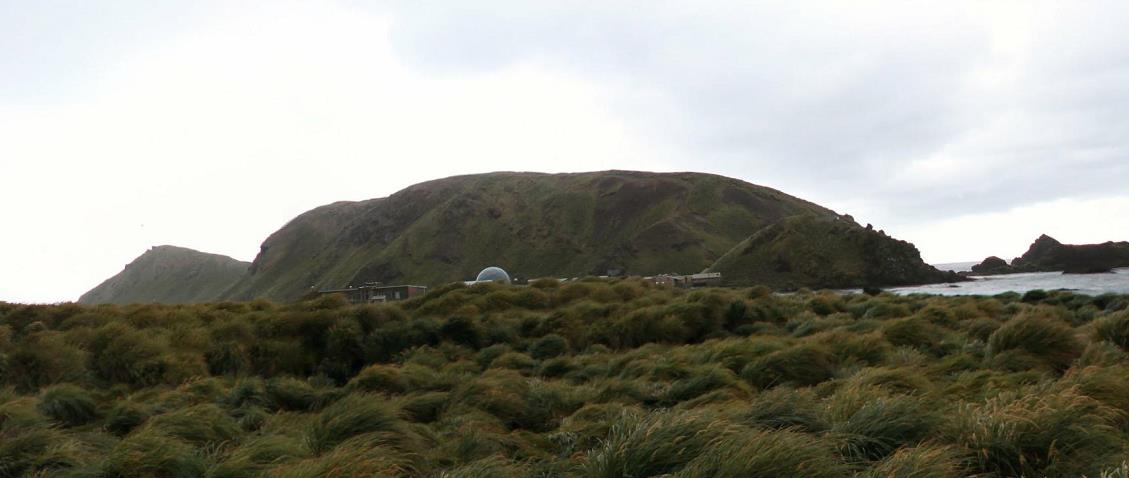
[223,170,837,301]
[7,282,1129,476]
[707,215,961,289]
[78,245,249,305]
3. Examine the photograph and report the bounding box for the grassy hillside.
[78,246,249,305]
[4,282,1129,476]
[223,171,837,301]
[707,215,961,289]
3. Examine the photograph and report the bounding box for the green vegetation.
[78,245,249,305]
[5,280,1129,476]
[707,215,961,289]
[222,171,839,301]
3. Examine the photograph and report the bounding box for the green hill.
[81,171,958,302]
[707,215,961,289]
[77,246,249,304]
[222,171,840,300]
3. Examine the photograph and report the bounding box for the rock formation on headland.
[969,235,1129,275]
[969,256,1011,275]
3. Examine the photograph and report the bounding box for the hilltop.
[222,170,841,300]
[77,246,248,304]
[80,171,958,303]
[970,235,1129,275]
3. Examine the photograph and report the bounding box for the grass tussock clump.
[847,366,934,395]
[1094,310,1129,351]
[304,393,411,455]
[825,390,939,462]
[676,428,847,478]
[211,435,309,478]
[987,313,1082,371]
[882,317,944,353]
[103,429,208,478]
[859,445,966,478]
[270,441,414,478]
[145,403,241,447]
[36,383,98,427]
[348,363,408,395]
[2,287,1129,476]
[582,409,731,478]
[437,455,530,478]
[951,386,1126,477]
[739,386,826,432]
[740,343,836,389]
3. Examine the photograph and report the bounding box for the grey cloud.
[376,1,1129,222]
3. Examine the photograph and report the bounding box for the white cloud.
[0,2,673,303]
[890,195,1129,264]
[2,0,1127,302]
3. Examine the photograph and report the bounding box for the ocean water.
[932,261,978,273]
[888,267,1129,296]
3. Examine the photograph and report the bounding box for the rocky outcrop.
[970,256,1012,275]
[966,235,1129,276]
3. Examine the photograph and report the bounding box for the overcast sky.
[3,1,1128,303]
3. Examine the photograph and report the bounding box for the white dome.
[476,266,511,284]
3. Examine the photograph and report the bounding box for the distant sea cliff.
[969,235,1129,276]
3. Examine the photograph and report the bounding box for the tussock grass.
[582,409,732,478]
[437,455,530,478]
[348,363,408,394]
[883,317,943,353]
[304,393,410,455]
[950,386,1126,477]
[3,287,1129,476]
[529,333,570,359]
[103,429,208,478]
[675,427,847,478]
[104,401,148,436]
[739,387,826,432]
[740,343,836,389]
[660,365,750,405]
[145,403,241,447]
[397,391,450,423]
[210,435,308,478]
[1094,310,1129,351]
[987,313,1082,372]
[270,439,414,478]
[825,389,939,462]
[847,367,934,395]
[37,384,98,427]
[0,428,64,478]
[859,445,966,478]
[265,377,324,411]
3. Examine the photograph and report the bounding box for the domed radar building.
[476,266,511,284]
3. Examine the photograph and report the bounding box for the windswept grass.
[2,286,1129,475]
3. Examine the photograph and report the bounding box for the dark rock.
[974,234,1129,276]
[970,256,1012,275]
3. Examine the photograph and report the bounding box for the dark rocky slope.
[970,235,1129,275]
